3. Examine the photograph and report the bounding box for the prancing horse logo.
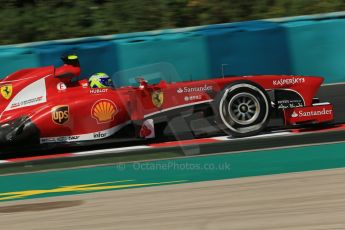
[151,90,164,108]
[1,84,13,100]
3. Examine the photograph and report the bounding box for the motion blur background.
[1,0,345,85]
[1,0,345,45]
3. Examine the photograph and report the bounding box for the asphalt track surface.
[1,168,345,230]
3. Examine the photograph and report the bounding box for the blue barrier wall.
[1,12,345,84]
[0,47,40,78]
[201,21,291,77]
[114,32,210,86]
[283,18,345,83]
[35,41,119,80]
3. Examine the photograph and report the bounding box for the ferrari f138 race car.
[0,55,334,146]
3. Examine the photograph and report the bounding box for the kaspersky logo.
[273,77,305,86]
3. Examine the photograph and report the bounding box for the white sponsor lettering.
[57,82,67,91]
[177,85,213,94]
[292,108,332,118]
[10,96,44,109]
[184,95,202,102]
[39,122,130,144]
[41,135,80,143]
[5,78,47,111]
[90,89,108,94]
[273,77,305,86]
[278,99,304,109]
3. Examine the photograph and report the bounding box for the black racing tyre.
[214,81,271,137]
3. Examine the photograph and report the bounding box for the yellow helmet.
[89,73,113,88]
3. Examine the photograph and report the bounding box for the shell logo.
[91,99,118,123]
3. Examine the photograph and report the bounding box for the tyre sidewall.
[214,81,271,137]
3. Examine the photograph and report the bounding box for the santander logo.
[291,111,298,118]
[291,108,332,118]
[176,85,213,94]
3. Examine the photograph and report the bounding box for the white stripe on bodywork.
[1,75,45,84]
[5,78,47,111]
[312,102,331,106]
[40,121,130,144]
[144,99,213,118]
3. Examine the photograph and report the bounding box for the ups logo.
[52,105,69,125]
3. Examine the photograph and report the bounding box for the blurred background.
[1,0,345,86]
[1,0,345,45]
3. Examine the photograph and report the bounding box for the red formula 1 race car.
[0,55,334,147]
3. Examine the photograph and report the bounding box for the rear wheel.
[214,81,271,137]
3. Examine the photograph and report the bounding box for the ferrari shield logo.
[1,84,12,100]
[151,91,164,108]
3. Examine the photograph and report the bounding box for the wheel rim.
[219,83,270,134]
[228,93,260,125]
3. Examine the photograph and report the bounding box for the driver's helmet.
[89,73,113,88]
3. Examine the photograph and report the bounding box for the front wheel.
[214,81,271,137]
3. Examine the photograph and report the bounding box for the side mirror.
[135,77,148,89]
[135,77,147,84]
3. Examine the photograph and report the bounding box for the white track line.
[73,145,150,156]
[212,131,291,141]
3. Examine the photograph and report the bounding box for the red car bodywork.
[0,59,334,145]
